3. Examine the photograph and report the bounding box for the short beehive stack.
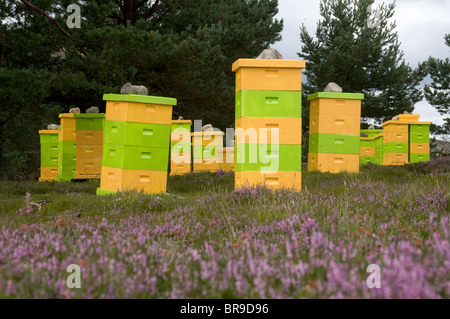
[39,129,59,182]
[308,92,364,173]
[360,129,383,166]
[97,94,176,195]
[170,120,192,175]
[73,113,105,180]
[57,114,77,182]
[192,131,224,172]
[232,59,305,190]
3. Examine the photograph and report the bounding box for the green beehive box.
[309,134,360,154]
[102,143,170,171]
[361,129,383,138]
[410,153,430,163]
[410,124,430,135]
[383,142,409,154]
[40,133,59,144]
[410,132,430,144]
[235,144,302,172]
[74,114,105,131]
[171,122,191,132]
[235,90,302,119]
[40,144,59,167]
[360,139,376,148]
[104,120,171,148]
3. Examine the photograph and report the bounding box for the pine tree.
[0,0,283,176]
[423,34,450,137]
[298,0,423,126]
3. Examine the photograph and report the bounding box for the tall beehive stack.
[192,131,224,172]
[360,129,383,166]
[308,92,364,173]
[97,94,176,195]
[73,113,105,180]
[39,129,59,182]
[232,59,305,190]
[218,147,235,172]
[57,114,77,182]
[170,120,192,175]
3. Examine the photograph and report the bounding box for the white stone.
[69,107,81,114]
[261,48,283,59]
[323,82,343,93]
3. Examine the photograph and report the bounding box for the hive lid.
[191,131,225,137]
[171,120,192,125]
[59,113,75,118]
[232,59,306,72]
[307,92,365,101]
[39,130,59,134]
[73,113,105,118]
[382,120,432,126]
[398,114,420,122]
[103,94,177,106]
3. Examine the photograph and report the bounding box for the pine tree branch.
[143,0,160,20]
[19,0,72,39]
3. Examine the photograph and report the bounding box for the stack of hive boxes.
[218,147,235,172]
[382,119,410,165]
[97,94,176,195]
[192,131,224,172]
[73,113,105,180]
[39,129,60,182]
[57,114,77,182]
[398,114,431,163]
[409,122,431,163]
[308,92,364,173]
[170,120,192,175]
[360,129,383,165]
[232,59,305,190]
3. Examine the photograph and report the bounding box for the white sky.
[274,0,450,126]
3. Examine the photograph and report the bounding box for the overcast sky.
[274,0,450,125]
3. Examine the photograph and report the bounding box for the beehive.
[73,113,105,180]
[409,122,431,163]
[308,92,364,173]
[232,59,305,191]
[170,120,192,175]
[39,130,59,182]
[192,131,224,172]
[97,94,176,195]
[57,114,77,182]
[360,133,383,166]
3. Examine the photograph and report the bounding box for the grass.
[0,159,449,298]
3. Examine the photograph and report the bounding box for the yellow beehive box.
[76,159,103,176]
[383,153,409,165]
[170,162,192,176]
[309,95,363,117]
[39,167,58,182]
[100,166,168,194]
[308,153,359,173]
[360,147,376,157]
[75,144,103,160]
[235,171,302,191]
[410,143,430,154]
[219,147,235,172]
[383,131,409,144]
[76,130,104,145]
[191,131,224,147]
[235,117,302,145]
[382,121,409,133]
[309,114,360,135]
[232,59,305,92]
[59,114,77,141]
[104,95,177,125]
[193,158,220,172]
